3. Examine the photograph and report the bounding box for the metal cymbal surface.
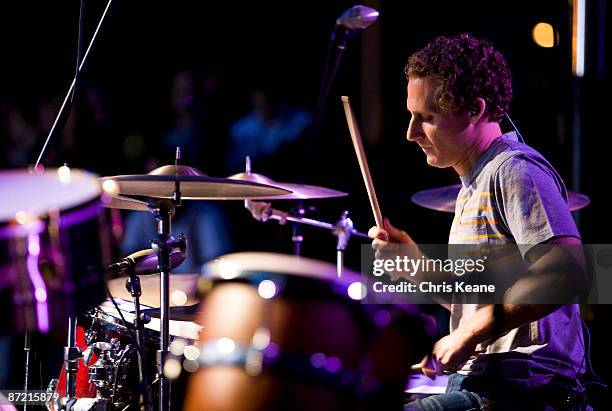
[102,194,150,211]
[228,172,347,200]
[411,184,590,213]
[101,165,291,201]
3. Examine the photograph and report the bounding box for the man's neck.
[453,122,503,177]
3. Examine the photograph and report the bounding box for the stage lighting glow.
[58,165,71,184]
[532,22,556,48]
[217,337,235,354]
[252,327,271,350]
[170,339,186,356]
[184,345,201,361]
[15,211,28,225]
[183,359,199,373]
[347,281,367,300]
[217,259,241,280]
[163,358,182,379]
[102,179,118,195]
[171,290,188,306]
[258,279,278,299]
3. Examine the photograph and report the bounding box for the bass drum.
[185,252,430,411]
[0,168,113,335]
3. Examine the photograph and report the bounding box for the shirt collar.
[459,131,518,188]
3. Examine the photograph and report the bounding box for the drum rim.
[202,251,364,288]
[0,196,103,240]
[0,168,102,225]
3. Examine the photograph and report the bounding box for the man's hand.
[431,331,477,374]
[368,217,416,258]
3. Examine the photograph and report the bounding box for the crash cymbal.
[228,171,347,200]
[411,184,590,213]
[227,157,346,200]
[101,165,291,201]
[107,273,199,308]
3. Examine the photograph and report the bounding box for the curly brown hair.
[405,33,512,122]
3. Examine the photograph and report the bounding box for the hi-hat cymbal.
[101,165,291,201]
[411,184,590,213]
[107,273,199,308]
[102,194,150,211]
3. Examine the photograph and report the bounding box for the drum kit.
[1,147,591,411]
[0,149,421,411]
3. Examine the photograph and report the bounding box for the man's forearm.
[455,304,562,346]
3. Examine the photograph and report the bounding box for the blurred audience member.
[225,86,311,175]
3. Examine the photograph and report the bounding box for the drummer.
[369,33,588,410]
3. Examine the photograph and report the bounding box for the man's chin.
[425,155,445,168]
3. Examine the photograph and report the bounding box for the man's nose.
[406,118,422,141]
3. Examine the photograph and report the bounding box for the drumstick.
[341,96,384,227]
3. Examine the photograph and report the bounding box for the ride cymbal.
[411,184,590,213]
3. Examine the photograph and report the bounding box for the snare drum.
[0,168,112,334]
[185,252,428,411]
[51,300,201,410]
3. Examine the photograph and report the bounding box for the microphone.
[335,5,379,31]
[108,238,187,275]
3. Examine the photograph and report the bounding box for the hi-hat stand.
[245,200,368,277]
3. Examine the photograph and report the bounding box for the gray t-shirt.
[449,132,584,388]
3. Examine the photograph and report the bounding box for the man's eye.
[422,116,433,122]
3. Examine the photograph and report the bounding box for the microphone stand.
[23,332,31,411]
[124,272,153,411]
[63,317,80,410]
[34,0,114,168]
[302,25,355,183]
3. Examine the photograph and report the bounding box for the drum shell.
[0,198,113,335]
[185,275,425,411]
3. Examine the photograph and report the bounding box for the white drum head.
[0,168,101,222]
[203,252,364,289]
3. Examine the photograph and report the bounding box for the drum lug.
[88,342,117,399]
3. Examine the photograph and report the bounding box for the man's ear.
[469,98,486,124]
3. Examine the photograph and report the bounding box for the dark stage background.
[1,0,610,401]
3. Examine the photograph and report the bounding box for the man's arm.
[369,218,453,310]
[431,235,587,372]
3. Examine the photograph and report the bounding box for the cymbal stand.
[333,211,353,278]
[152,147,182,411]
[150,199,175,411]
[245,201,368,275]
[291,204,305,256]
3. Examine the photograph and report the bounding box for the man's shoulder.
[482,140,559,184]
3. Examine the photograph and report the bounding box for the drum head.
[0,168,101,223]
[202,251,365,291]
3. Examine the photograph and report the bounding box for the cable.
[580,317,608,388]
[503,112,525,144]
[103,282,146,366]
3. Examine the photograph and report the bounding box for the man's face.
[406,76,472,169]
